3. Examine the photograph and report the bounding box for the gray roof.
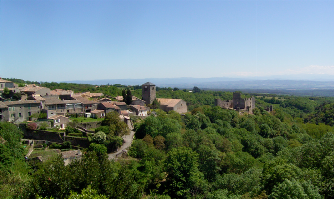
[73,96,99,105]
[45,98,81,105]
[0,101,8,108]
[142,82,155,86]
[4,100,41,106]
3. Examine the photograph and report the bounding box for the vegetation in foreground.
[2,80,334,198]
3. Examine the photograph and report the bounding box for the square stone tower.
[142,82,156,105]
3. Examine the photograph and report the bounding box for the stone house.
[157,98,188,114]
[50,89,73,100]
[80,92,104,99]
[0,78,20,94]
[49,115,69,129]
[0,78,15,89]
[110,101,127,110]
[130,105,148,116]
[3,100,42,123]
[73,96,99,113]
[97,102,121,114]
[20,85,51,96]
[44,97,83,117]
[90,109,105,119]
[99,98,112,102]
[0,102,8,121]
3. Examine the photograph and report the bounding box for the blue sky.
[1,0,333,82]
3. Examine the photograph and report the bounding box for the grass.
[71,117,104,123]
[30,148,59,160]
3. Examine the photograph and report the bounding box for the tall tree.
[165,147,205,198]
[125,89,132,105]
[122,89,126,102]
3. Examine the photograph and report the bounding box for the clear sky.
[1,0,333,82]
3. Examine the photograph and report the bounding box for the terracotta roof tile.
[157,98,183,108]
[20,85,47,92]
[0,79,12,83]
[91,110,105,114]
[50,89,73,96]
[73,96,99,105]
[101,102,120,109]
[45,98,80,105]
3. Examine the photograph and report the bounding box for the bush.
[26,123,37,131]
[49,143,62,149]
[62,141,72,149]
[39,122,49,130]
[89,143,107,156]
[92,131,106,144]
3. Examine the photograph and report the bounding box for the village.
[0,78,190,162]
[0,77,260,164]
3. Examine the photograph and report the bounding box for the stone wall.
[172,100,188,114]
[76,121,102,130]
[22,129,90,148]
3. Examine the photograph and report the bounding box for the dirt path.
[108,130,135,160]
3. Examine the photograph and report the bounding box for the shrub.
[89,143,107,156]
[39,122,49,130]
[26,123,37,131]
[49,143,62,149]
[92,131,106,144]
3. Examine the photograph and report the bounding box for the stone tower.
[142,82,156,105]
[233,92,242,109]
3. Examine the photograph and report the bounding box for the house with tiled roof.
[97,102,121,114]
[80,92,104,99]
[72,96,99,113]
[0,78,20,94]
[157,98,188,114]
[130,105,149,116]
[19,84,51,96]
[50,89,73,100]
[90,109,105,119]
[99,98,112,102]
[0,101,8,121]
[3,100,42,123]
[43,97,83,118]
[49,115,69,129]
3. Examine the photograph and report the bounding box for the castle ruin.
[215,92,255,114]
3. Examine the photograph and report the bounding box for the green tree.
[125,89,133,105]
[269,178,321,199]
[92,131,106,144]
[165,147,205,198]
[68,185,107,199]
[89,143,107,156]
[193,86,201,93]
[101,112,129,137]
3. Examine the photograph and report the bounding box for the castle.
[215,92,255,114]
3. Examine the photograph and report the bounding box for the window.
[28,112,31,116]
[19,113,22,117]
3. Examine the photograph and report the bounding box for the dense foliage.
[3,80,334,198]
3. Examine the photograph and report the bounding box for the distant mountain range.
[64,77,334,90]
